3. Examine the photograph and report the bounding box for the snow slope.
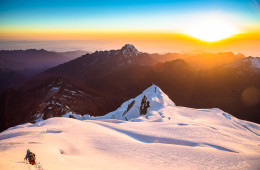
[0,85,260,169]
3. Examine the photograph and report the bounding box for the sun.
[183,15,239,42]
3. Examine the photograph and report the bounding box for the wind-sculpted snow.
[0,132,31,140]
[0,85,260,169]
[92,121,238,153]
[0,116,259,169]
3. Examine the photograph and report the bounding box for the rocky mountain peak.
[120,44,140,57]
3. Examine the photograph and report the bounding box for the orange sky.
[0,30,259,57]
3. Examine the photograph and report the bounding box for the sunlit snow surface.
[1,85,260,169]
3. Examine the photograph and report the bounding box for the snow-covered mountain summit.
[95,84,175,121]
[112,44,156,65]
[86,84,255,128]
[120,44,140,57]
[59,84,250,129]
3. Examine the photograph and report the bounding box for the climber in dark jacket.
[24,149,36,165]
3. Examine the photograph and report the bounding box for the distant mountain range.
[0,44,260,131]
[150,52,245,70]
[0,49,87,76]
[0,49,87,93]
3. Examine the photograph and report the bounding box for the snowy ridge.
[88,84,175,121]
[244,57,260,69]
[63,84,257,132]
[227,56,260,70]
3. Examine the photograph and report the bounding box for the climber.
[24,149,36,165]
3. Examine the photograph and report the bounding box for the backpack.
[28,152,36,165]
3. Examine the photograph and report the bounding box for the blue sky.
[0,0,259,32]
